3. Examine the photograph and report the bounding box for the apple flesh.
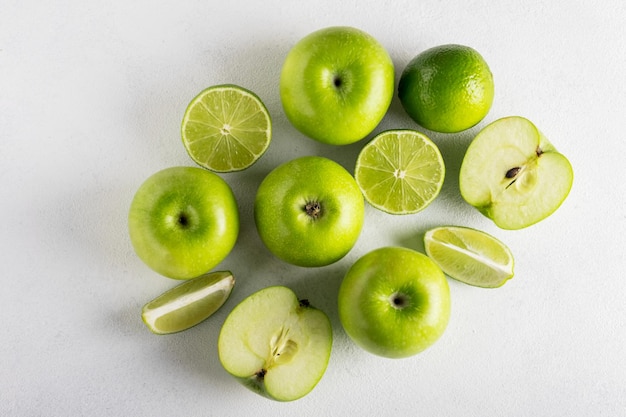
[218,286,332,402]
[280,26,394,145]
[128,166,239,279]
[459,116,574,230]
[254,156,364,267]
[338,247,450,359]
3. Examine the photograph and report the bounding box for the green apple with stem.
[280,26,395,145]
[459,116,574,230]
[338,246,450,359]
[128,166,239,279]
[218,286,332,402]
[254,156,364,267]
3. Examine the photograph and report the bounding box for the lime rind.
[181,84,272,172]
[355,130,445,214]
[142,271,235,335]
[424,226,514,288]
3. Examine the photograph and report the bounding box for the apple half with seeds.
[459,116,573,230]
[218,286,332,402]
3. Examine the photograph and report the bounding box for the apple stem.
[536,146,543,156]
[389,293,409,309]
[177,213,189,227]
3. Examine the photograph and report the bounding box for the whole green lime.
[398,44,494,133]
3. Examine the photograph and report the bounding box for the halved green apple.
[217,286,332,402]
[459,116,573,230]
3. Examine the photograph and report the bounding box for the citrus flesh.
[181,84,271,172]
[424,226,514,288]
[398,44,494,133]
[355,129,445,214]
[142,271,235,334]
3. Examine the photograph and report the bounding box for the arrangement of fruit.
[127,26,573,402]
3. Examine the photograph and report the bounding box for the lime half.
[142,271,235,335]
[355,130,445,214]
[181,84,272,172]
[424,226,514,288]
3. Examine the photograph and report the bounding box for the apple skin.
[254,156,364,267]
[280,26,395,145]
[338,246,450,358]
[128,166,239,279]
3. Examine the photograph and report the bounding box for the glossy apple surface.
[338,246,450,358]
[280,26,394,145]
[254,156,364,267]
[128,166,239,279]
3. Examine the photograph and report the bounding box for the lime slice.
[355,129,445,214]
[181,84,272,172]
[142,271,235,335]
[424,226,514,288]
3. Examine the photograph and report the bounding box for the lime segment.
[142,271,235,334]
[355,130,445,214]
[181,84,272,172]
[424,226,514,288]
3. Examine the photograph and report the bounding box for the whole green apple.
[128,166,239,279]
[280,26,395,145]
[254,156,364,267]
[338,246,450,358]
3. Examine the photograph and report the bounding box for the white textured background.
[2,1,625,416]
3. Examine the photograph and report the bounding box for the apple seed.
[505,167,521,179]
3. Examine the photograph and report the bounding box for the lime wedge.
[424,226,514,288]
[181,84,272,172]
[142,271,235,335]
[354,130,445,214]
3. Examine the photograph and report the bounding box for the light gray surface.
[2,1,625,415]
